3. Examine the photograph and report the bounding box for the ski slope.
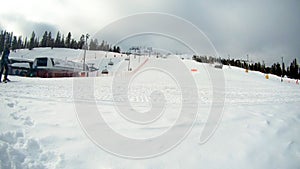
[9,48,147,76]
[1,48,300,169]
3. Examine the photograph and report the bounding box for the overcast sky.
[0,0,299,65]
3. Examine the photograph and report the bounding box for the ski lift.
[102,69,109,74]
[214,62,223,69]
[101,66,109,74]
[108,59,114,66]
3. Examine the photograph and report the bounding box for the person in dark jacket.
[0,46,11,83]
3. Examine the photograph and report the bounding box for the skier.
[0,45,11,83]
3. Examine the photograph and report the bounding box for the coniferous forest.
[0,30,121,53]
[193,55,300,80]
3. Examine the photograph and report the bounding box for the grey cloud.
[186,0,300,64]
[101,0,299,64]
[23,23,58,37]
[1,14,58,37]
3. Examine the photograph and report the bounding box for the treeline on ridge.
[193,55,299,80]
[0,30,121,53]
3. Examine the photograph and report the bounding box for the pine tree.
[70,39,78,49]
[78,34,85,49]
[54,31,61,48]
[277,63,282,77]
[11,36,18,51]
[40,31,48,47]
[290,59,299,79]
[65,32,71,48]
[24,37,28,49]
[0,31,5,53]
[29,31,36,50]
[47,32,55,48]
[17,36,23,49]
[61,34,65,48]
[0,31,12,50]
[93,38,98,50]
[8,32,13,47]
[89,38,98,50]
[116,46,121,53]
[282,62,286,76]
[35,37,39,48]
[99,40,105,50]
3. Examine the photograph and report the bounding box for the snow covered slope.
[1,48,300,169]
[10,48,123,61]
[10,48,148,76]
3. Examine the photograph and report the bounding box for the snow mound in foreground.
[0,130,63,169]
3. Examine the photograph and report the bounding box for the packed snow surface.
[1,48,300,169]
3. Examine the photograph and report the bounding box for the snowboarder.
[0,45,11,83]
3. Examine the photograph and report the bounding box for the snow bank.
[0,130,63,169]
